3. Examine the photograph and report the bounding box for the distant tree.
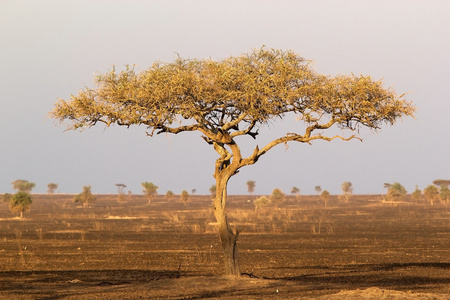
[247,181,256,196]
[340,181,353,203]
[11,180,35,193]
[209,184,217,199]
[439,185,450,204]
[383,183,392,189]
[116,183,127,202]
[291,186,301,202]
[165,190,175,202]
[386,182,407,202]
[411,185,422,202]
[142,182,158,205]
[270,188,285,208]
[321,190,330,207]
[253,196,270,212]
[51,47,415,276]
[424,185,439,205]
[9,191,32,218]
[191,189,197,194]
[74,185,96,207]
[181,190,190,206]
[47,183,58,194]
[315,186,322,194]
[432,179,450,188]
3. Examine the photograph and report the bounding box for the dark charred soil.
[0,194,448,299]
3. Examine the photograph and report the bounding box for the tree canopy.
[52,48,414,161]
[9,191,32,218]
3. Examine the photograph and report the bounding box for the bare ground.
[0,194,448,299]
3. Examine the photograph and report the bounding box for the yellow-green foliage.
[270,188,285,207]
[9,191,32,217]
[74,185,96,207]
[254,196,270,211]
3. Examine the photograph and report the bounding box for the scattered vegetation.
[142,182,158,205]
[321,190,330,207]
[74,185,96,207]
[253,196,270,212]
[315,186,322,194]
[9,191,32,218]
[385,182,407,202]
[11,180,35,193]
[116,183,127,202]
[424,185,439,205]
[340,181,353,203]
[270,188,285,208]
[246,181,256,195]
[181,190,190,206]
[291,186,301,202]
[47,183,58,194]
[439,185,450,204]
[165,190,175,202]
[432,179,450,187]
[411,185,422,202]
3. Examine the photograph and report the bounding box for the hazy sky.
[1,0,449,195]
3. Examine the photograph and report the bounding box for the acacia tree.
[424,184,439,205]
[180,190,190,206]
[270,188,285,208]
[246,181,256,195]
[74,185,96,207]
[47,183,58,194]
[51,48,414,276]
[142,182,158,205]
[432,179,450,188]
[386,182,407,202]
[12,180,35,193]
[321,190,330,207]
[9,191,32,218]
[116,183,127,202]
[165,190,175,202]
[340,181,353,203]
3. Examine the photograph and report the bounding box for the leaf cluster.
[11,180,35,193]
[74,185,96,206]
[9,191,32,213]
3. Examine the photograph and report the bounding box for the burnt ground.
[0,194,449,299]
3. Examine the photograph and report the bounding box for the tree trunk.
[214,175,240,277]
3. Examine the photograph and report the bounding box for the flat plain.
[0,193,449,299]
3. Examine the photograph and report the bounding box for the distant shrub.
[165,190,175,202]
[439,185,450,204]
[424,185,439,205]
[411,185,422,202]
[386,182,407,202]
[47,183,58,194]
[340,182,353,203]
[270,188,285,208]
[74,185,96,207]
[254,196,270,212]
[321,190,330,207]
[181,190,190,206]
[9,191,32,218]
[142,182,158,205]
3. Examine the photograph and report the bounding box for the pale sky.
[1,0,449,195]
